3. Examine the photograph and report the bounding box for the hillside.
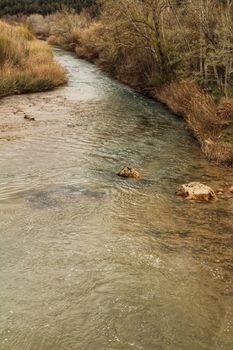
[0,0,96,16]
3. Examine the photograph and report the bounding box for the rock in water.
[117,167,141,179]
[24,114,35,121]
[176,182,217,201]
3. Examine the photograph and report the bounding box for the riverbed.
[0,49,232,350]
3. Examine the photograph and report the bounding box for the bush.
[27,14,50,38]
[217,97,233,121]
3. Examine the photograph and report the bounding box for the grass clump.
[156,81,233,166]
[0,21,67,98]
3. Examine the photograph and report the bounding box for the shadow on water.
[20,185,108,209]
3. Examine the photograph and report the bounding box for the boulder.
[230,186,233,193]
[117,167,141,179]
[176,182,217,201]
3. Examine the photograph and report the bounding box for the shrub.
[47,10,92,50]
[217,97,233,121]
[27,14,50,38]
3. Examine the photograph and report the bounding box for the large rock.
[117,167,141,179]
[176,182,217,201]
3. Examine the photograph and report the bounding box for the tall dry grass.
[156,81,233,166]
[217,98,233,121]
[33,9,233,166]
[0,21,67,98]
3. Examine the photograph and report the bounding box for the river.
[0,49,232,350]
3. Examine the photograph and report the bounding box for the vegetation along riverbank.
[26,0,233,167]
[0,20,67,98]
[2,0,233,167]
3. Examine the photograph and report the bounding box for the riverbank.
[0,48,233,350]
[3,6,233,167]
[34,5,233,168]
[154,82,233,167]
[49,37,233,167]
[0,21,67,98]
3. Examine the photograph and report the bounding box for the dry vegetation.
[27,0,233,166]
[0,20,67,98]
[155,81,233,166]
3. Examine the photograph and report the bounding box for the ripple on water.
[0,49,232,350]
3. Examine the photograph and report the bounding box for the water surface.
[0,49,232,350]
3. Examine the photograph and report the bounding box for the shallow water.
[0,49,232,350]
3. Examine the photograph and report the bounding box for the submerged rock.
[117,167,142,179]
[176,182,217,201]
[24,114,35,121]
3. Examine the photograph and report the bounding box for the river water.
[0,49,232,350]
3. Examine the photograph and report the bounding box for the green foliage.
[0,0,97,16]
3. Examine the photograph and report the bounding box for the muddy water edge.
[0,49,232,350]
